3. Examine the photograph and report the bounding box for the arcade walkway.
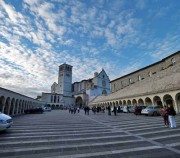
[0,110,180,158]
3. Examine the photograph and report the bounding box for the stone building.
[72,69,111,108]
[89,51,180,113]
[41,64,111,108]
[0,87,44,116]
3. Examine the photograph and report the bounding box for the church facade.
[41,63,111,108]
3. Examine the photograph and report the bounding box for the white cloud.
[0,0,25,24]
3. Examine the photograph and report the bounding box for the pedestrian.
[86,106,90,115]
[107,106,111,115]
[134,105,138,115]
[113,106,117,116]
[84,107,87,115]
[73,107,76,114]
[167,104,176,128]
[77,107,80,113]
[92,106,96,114]
[160,105,169,127]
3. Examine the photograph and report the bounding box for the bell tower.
[58,63,73,96]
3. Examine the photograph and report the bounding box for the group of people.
[107,105,117,116]
[161,104,177,128]
[68,105,177,129]
[69,107,80,114]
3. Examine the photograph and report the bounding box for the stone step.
[10,126,109,133]
[0,134,135,148]
[3,128,111,137]
[0,140,153,157]
[0,130,125,140]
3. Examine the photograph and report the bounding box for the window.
[54,96,56,103]
[129,78,132,84]
[138,75,141,81]
[148,71,152,77]
[171,58,176,65]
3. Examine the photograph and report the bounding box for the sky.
[0,0,180,98]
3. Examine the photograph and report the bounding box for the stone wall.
[111,51,180,94]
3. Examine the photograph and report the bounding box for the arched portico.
[4,97,10,115]
[138,98,144,106]
[123,100,126,105]
[153,96,163,107]
[75,96,83,108]
[132,99,137,106]
[127,100,131,105]
[145,97,152,106]
[163,94,174,106]
[0,96,5,112]
[175,93,180,113]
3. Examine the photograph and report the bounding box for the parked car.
[24,107,44,114]
[0,112,13,131]
[128,106,135,113]
[141,106,162,116]
[123,106,129,113]
[43,107,51,112]
[134,106,147,115]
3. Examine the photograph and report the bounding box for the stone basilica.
[41,63,111,108]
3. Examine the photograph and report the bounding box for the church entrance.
[75,97,83,108]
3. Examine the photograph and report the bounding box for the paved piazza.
[0,111,180,158]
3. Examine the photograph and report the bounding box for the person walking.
[167,104,176,128]
[77,107,80,113]
[160,105,169,127]
[108,106,111,115]
[113,106,117,116]
[84,107,87,115]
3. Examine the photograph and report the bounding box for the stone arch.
[15,99,19,115]
[175,92,180,113]
[21,100,25,114]
[145,97,152,106]
[4,97,10,115]
[132,99,137,105]
[113,102,116,106]
[119,100,122,106]
[153,96,163,107]
[163,94,174,107]
[123,100,126,105]
[127,100,131,105]
[0,96,5,112]
[116,101,119,106]
[138,98,144,106]
[9,98,15,115]
[52,104,55,109]
[18,100,22,114]
[75,96,83,108]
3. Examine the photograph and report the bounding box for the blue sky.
[0,0,180,98]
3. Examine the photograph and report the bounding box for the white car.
[0,112,13,131]
[123,106,129,113]
[43,107,52,112]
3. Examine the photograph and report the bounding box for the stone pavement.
[0,110,180,158]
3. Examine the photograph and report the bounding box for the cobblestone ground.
[0,110,180,158]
